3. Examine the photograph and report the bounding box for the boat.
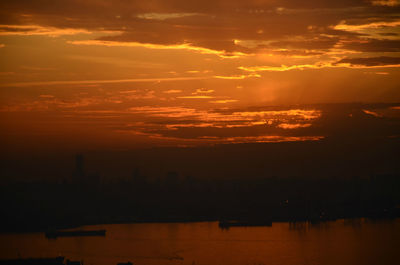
[45,229,106,239]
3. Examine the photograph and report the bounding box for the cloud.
[238,63,330,72]
[220,135,324,144]
[177,95,214,99]
[362,109,382,117]
[137,13,202,20]
[163,89,182,94]
[278,123,312,129]
[68,40,247,58]
[214,73,261,79]
[109,105,325,144]
[2,0,398,58]
[0,76,212,87]
[333,20,400,32]
[0,24,91,36]
[370,0,399,6]
[39,94,54,98]
[338,39,400,53]
[1,0,400,112]
[119,90,138,94]
[239,56,400,73]
[192,88,214,94]
[209,100,238,104]
[335,56,400,67]
[0,97,103,112]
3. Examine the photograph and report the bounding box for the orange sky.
[0,0,400,150]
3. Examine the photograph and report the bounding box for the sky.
[0,0,400,151]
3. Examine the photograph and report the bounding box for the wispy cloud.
[0,24,92,36]
[177,95,215,99]
[0,76,212,87]
[163,89,182,94]
[209,99,238,104]
[221,135,324,144]
[239,58,400,73]
[192,88,214,94]
[39,94,55,98]
[333,20,400,32]
[214,73,261,79]
[278,123,312,129]
[238,64,328,72]
[362,109,382,117]
[137,13,202,20]
[68,40,247,58]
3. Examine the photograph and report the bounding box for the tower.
[75,154,85,180]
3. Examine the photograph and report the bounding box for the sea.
[1,219,399,265]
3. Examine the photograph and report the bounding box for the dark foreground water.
[1,219,399,265]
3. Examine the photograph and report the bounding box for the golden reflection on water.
[0,220,399,265]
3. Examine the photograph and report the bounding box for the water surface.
[1,219,399,265]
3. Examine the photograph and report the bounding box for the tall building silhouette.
[74,154,85,181]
